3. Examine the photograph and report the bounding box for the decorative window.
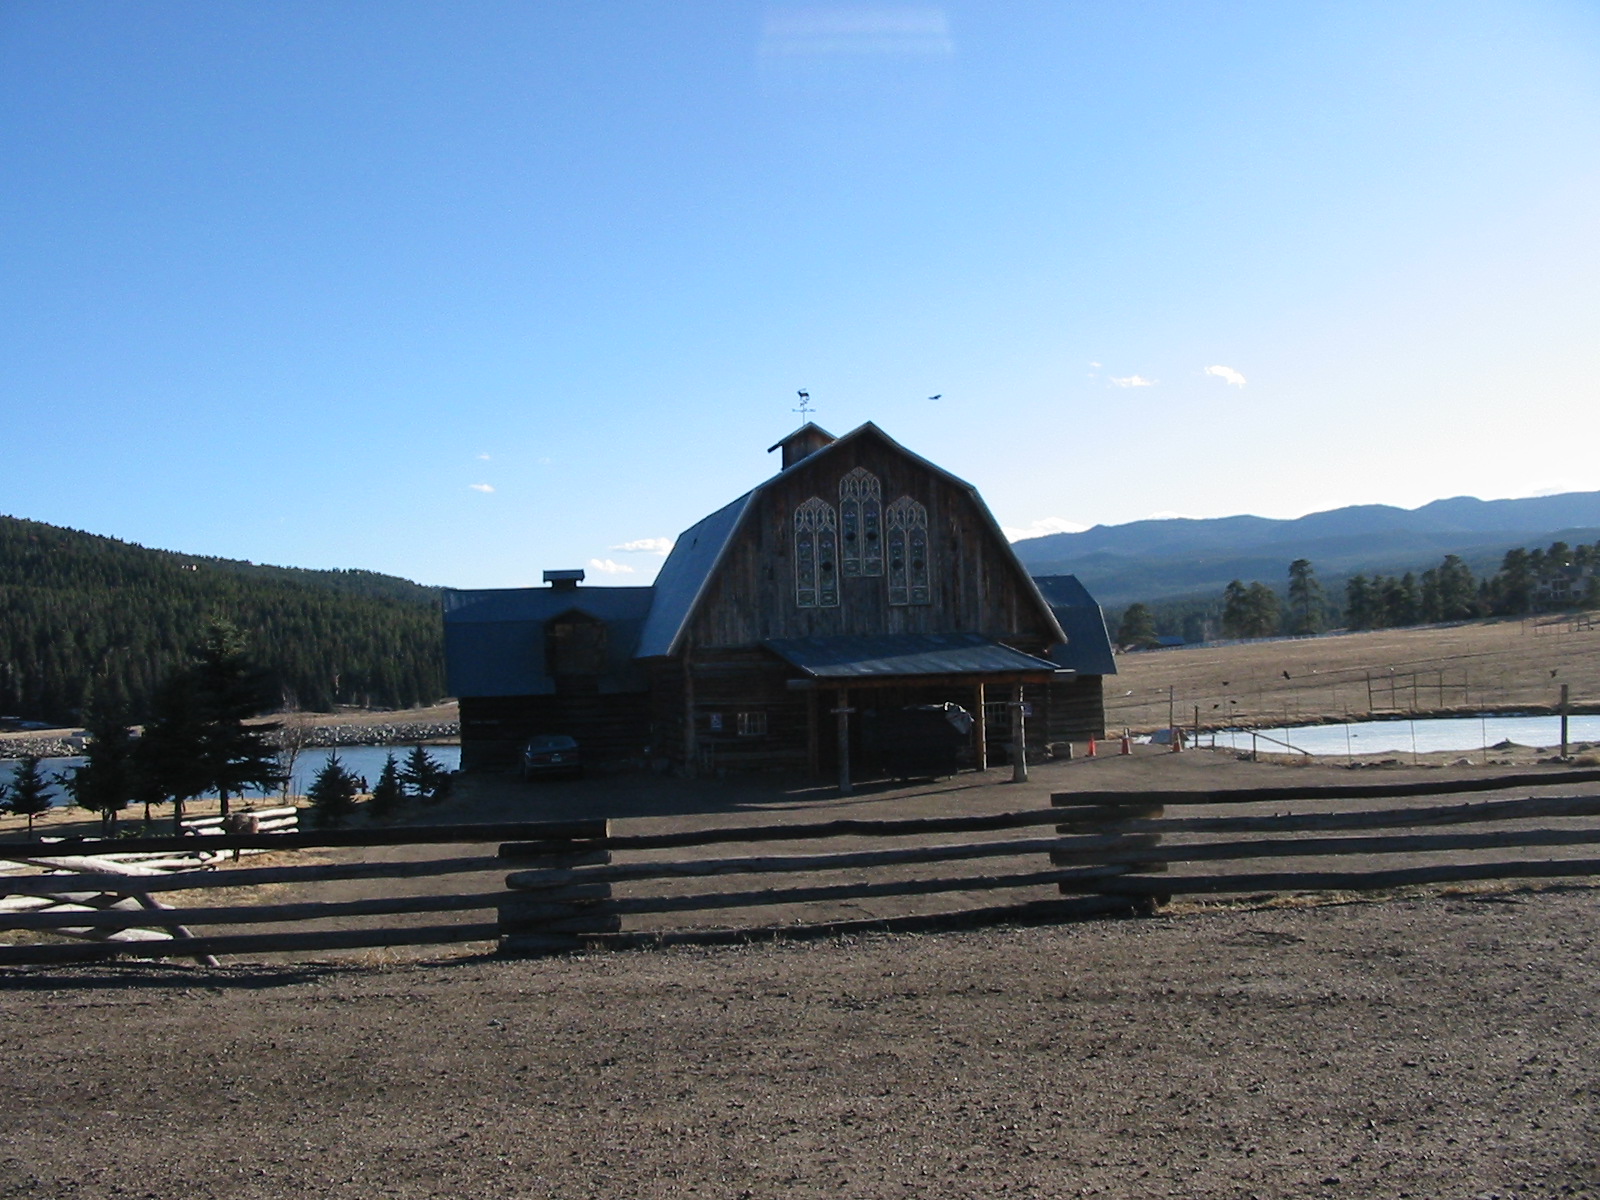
[794,497,840,608]
[838,467,884,578]
[886,496,931,606]
[736,711,768,737]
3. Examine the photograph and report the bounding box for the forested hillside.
[0,516,446,724]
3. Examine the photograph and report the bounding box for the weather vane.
[794,389,814,420]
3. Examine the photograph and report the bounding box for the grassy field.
[1106,613,1600,734]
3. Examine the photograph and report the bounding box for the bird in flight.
[928,394,942,400]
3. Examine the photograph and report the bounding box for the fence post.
[498,820,618,955]
[1050,795,1168,915]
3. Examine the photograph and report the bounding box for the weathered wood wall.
[686,432,1061,650]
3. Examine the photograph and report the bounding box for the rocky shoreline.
[0,720,460,760]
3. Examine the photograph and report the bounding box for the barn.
[443,422,1114,787]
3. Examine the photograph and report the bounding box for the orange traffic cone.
[1086,735,1097,758]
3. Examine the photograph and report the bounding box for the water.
[1207,715,1600,757]
[0,744,461,810]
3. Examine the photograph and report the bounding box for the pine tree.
[367,753,405,821]
[189,621,282,816]
[58,707,139,835]
[398,746,448,806]
[6,755,54,836]
[1287,560,1322,635]
[1115,603,1159,649]
[306,753,358,828]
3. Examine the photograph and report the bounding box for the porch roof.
[764,633,1071,684]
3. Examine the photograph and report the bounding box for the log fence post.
[1051,794,1169,915]
[497,820,619,955]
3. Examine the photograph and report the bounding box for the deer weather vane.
[794,389,815,420]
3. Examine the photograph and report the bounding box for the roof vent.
[767,423,837,470]
[543,569,585,592]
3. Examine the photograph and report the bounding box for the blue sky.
[3,1,1597,588]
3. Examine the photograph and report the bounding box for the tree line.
[0,622,452,836]
[1113,538,1600,645]
[0,515,446,724]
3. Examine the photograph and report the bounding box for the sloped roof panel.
[634,491,754,658]
[765,633,1067,680]
[443,586,653,697]
[1031,574,1118,676]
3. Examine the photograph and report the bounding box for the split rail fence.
[4,769,1600,965]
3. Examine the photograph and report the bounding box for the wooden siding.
[685,433,1060,651]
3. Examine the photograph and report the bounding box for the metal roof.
[634,491,755,659]
[442,586,653,697]
[764,633,1068,680]
[1031,574,1118,677]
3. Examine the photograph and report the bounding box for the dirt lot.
[4,750,1600,1197]
[1109,615,1600,733]
[2,884,1597,1199]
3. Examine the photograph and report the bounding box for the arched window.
[839,467,884,578]
[794,497,840,608]
[886,496,931,606]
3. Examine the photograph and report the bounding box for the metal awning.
[765,633,1071,686]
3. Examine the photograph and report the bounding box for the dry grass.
[1108,614,1600,732]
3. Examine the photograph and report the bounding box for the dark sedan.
[520,734,582,780]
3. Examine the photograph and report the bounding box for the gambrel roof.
[633,421,1066,658]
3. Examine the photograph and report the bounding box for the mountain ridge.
[1012,491,1600,608]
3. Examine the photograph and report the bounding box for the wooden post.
[683,653,697,777]
[834,688,853,796]
[1011,684,1028,783]
[1561,683,1570,759]
[974,682,988,771]
[806,689,820,776]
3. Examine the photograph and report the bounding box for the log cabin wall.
[459,694,650,771]
[685,433,1060,651]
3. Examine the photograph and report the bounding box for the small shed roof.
[1031,574,1118,677]
[765,633,1068,682]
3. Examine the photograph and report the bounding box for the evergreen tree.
[189,622,282,816]
[5,755,54,836]
[134,671,213,833]
[1498,548,1532,614]
[1221,580,1250,638]
[1244,582,1281,637]
[1436,555,1478,620]
[367,753,405,821]
[1287,559,1322,635]
[398,746,449,806]
[1115,603,1159,649]
[306,753,358,828]
[58,707,139,835]
[1345,574,1374,630]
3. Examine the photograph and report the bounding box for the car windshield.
[526,736,576,751]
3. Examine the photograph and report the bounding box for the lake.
[0,745,462,810]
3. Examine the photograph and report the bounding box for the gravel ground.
[3,885,1598,1199]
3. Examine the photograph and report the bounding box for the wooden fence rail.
[6,770,1600,965]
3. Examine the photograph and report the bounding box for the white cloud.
[611,537,675,555]
[1003,516,1090,543]
[468,483,495,493]
[587,557,636,575]
[1204,364,1247,387]
[1088,361,1102,368]
[477,452,492,461]
[1109,375,1156,388]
